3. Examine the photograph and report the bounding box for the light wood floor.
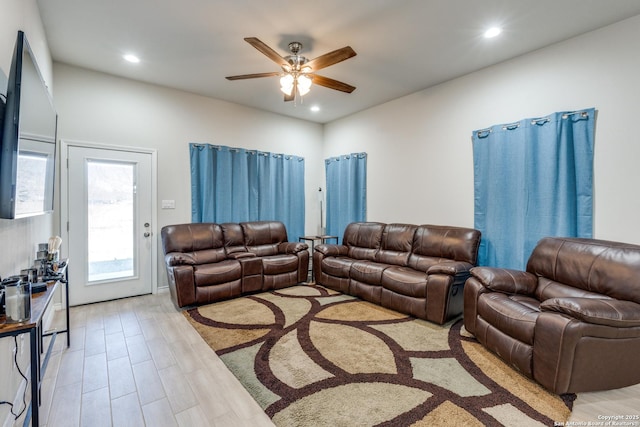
[36,292,274,427]
[31,292,640,426]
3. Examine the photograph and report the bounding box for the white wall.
[52,63,324,289]
[324,14,640,246]
[0,1,55,279]
[0,2,54,425]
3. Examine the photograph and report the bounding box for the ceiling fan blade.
[226,72,280,80]
[311,75,356,93]
[306,46,356,71]
[244,37,289,67]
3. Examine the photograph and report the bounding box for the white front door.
[66,144,154,305]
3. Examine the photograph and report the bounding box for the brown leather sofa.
[313,222,481,324]
[161,221,309,308]
[464,236,640,394]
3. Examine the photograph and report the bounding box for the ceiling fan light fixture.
[297,74,312,96]
[280,74,294,95]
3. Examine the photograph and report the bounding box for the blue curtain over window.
[190,144,305,241]
[325,152,367,242]
[472,109,595,269]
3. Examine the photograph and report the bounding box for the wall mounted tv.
[0,30,57,219]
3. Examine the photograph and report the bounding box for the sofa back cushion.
[342,222,385,261]
[241,221,288,256]
[221,223,247,255]
[161,223,226,264]
[410,225,481,264]
[375,223,417,266]
[527,237,640,304]
[535,277,614,301]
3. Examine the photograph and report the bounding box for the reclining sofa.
[313,222,481,324]
[464,236,640,394]
[161,221,309,308]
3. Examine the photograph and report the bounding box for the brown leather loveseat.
[161,221,309,308]
[464,236,640,394]
[314,222,481,324]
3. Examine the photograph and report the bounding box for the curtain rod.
[190,143,304,160]
[476,109,591,138]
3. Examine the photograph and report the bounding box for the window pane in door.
[87,160,135,282]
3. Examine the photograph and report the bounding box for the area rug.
[184,285,575,426]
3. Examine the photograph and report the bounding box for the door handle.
[144,232,152,237]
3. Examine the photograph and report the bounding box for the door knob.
[144,232,151,237]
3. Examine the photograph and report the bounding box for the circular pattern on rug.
[185,285,574,426]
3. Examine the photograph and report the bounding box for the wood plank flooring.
[30,292,640,426]
[37,292,273,427]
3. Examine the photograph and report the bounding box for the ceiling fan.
[226,37,357,102]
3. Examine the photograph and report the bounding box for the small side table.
[298,235,338,281]
[0,265,69,427]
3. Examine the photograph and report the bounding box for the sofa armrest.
[540,298,640,327]
[469,267,537,295]
[314,244,349,257]
[427,261,474,276]
[278,241,308,254]
[164,264,196,308]
[165,252,197,266]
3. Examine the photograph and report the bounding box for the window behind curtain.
[325,152,367,243]
[190,143,305,241]
[472,109,595,269]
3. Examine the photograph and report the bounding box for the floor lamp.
[318,187,325,236]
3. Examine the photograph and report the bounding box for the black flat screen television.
[0,30,57,219]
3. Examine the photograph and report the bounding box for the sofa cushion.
[477,293,540,345]
[162,223,227,265]
[321,257,356,278]
[406,254,441,273]
[381,266,428,298]
[162,223,225,253]
[375,223,417,266]
[535,277,614,302]
[242,221,288,256]
[194,260,242,286]
[262,254,299,275]
[343,222,385,261]
[221,222,248,255]
[412,225,481,265]
[166,248,227,266]
[350,261,391,285]
[527,237,640,304]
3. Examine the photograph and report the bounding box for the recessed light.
[123,54,140,63]
[484,27,502,38]
[310,105,320,112]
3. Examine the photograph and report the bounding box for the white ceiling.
[37,0,640,124]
